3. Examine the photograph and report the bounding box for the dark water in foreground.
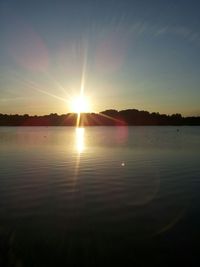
[0,126,200,266]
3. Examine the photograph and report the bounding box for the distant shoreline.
[1,109,200,126]
[1,125,200,127]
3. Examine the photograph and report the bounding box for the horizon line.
[0,108,200,118]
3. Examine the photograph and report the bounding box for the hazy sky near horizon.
[0,0,200,116]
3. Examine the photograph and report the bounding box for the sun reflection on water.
[75,127,85,153]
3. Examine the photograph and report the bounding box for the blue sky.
[0,0,200,115]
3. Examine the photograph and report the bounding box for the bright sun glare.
[71,95,90,113]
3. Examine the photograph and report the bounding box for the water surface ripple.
[0,126,200,266]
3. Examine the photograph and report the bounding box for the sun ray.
[76,112,81,128]
[98,111,124,123]
[73,41,89,127]
[35,88,67,102]
[13,73,67,103]
[43,71,70,97]
[80,40,88,97]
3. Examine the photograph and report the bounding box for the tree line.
[0,109,200,126]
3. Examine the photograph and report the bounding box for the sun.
[71,95,90,114]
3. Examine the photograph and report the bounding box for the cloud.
[154,26,169,36]
[123,18,200,44]
[154,25,200,44]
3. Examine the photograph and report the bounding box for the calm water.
[0,126,200,266]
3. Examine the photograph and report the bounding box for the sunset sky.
[1,0,200,116]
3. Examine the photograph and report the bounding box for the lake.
[0,126,200,266]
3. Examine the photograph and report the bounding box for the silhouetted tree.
[0,110,199,126]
